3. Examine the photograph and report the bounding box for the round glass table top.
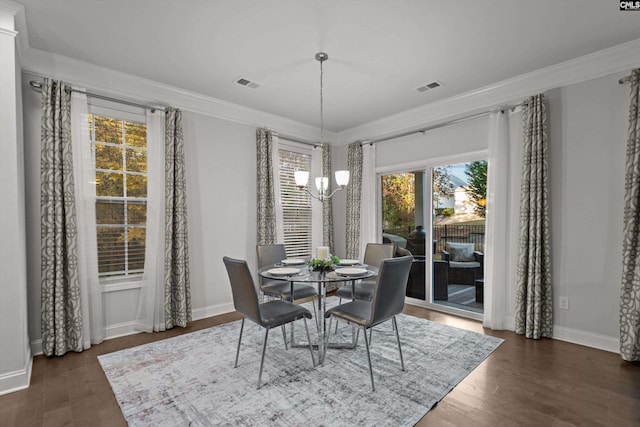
[259,264,377,282]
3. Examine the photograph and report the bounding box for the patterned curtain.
[514,94,553,339]
[40,78,83,356]
[346,142,363,259]
[322,144,335,252]
[620,68,640,361]
[257,128,276,245]
[164,108,191,329]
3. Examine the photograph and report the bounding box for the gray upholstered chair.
[256,244,318,323]
[257,244,318,300]
[223,256,316,389]
[324,255,413,391]
[334,243,395,301]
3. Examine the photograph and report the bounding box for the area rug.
[98,299,503,426]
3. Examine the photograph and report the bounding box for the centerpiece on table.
[308,256,341,271]
[308,246,340,271]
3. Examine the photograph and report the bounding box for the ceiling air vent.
[414,81,443,93]
[233,76,261,89]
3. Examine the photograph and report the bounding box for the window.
[278,148,312,258]
[90,113,147,278]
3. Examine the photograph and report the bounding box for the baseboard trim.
[0,348,32,396]
[552,325,619,354]
[105,321,138,340]
[192,302,235,321]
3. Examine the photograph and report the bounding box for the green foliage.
[442,208,454,217]
[382,173,415,232]
[308,255,340,271]
[464,160,488,217]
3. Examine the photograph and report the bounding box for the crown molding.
[337,38,640,145]
[21,47,332,144]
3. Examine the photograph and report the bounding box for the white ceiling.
[16,0,640,132]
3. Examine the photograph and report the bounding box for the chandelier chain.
[319,59,324,145]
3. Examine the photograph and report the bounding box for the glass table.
[259,264,378,363]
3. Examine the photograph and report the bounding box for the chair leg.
[281,325,288,350]
[334,297,342,333]
[303,318,316,367]
[363,325,375,392]
[234,318,245,368]
[312,297,320,331]
[392,316,405,371]
[323,316,333,367]
[369,327,373,344]
[257,327,270,389]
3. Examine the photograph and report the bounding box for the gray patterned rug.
[99,298,502,426]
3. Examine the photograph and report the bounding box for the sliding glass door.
[380,159,487,315]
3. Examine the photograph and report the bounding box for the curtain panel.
[483,111,511,330]
[164,108,191,329]
[322,143,335,252]
[514,94,553,339]
[620,68,640,361]
[257,128,277,245]
[40,78,83,356]
[135,110,166,333]
[70,90,104,348]
[359,143,377,261]
[346,142,363,259]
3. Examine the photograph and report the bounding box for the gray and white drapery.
[620,68,640,361]
[164,108,191,329]
[514,94,553,339]
[40,78,83,356]
[257,128,277,245]
[345,142,363,259]
[322,144,335,252]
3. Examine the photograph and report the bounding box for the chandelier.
[294,52,349,202]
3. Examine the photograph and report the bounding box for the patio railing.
[383,224,486,254]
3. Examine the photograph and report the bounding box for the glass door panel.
[432,161,486,314]
[381,171,426,300]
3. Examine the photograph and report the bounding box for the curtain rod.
[29,80,165,113]
[363,102,523,146]
[619,75,631,85]
[272,131,320,148]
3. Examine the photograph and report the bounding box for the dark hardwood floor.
[1,305,638,427]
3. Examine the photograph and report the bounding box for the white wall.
[0,5,31,395]
[546,73,628,346]
[182,111,257,319]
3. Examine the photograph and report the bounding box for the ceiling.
[16,0,640,132]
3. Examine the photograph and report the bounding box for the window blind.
[278,149,312,258]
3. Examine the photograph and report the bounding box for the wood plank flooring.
[1,305,638,427]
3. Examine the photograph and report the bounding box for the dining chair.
[333,243,396,334]
[324,255,413,391]
[256,244,318,325]
[223,256,316,389]
[334,243,395,302]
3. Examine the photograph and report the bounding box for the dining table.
[259,261,378,364]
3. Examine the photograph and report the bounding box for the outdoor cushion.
[445,242,475,262]
[449,261,481,269]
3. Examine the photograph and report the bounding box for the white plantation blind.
[278,148,312,258]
